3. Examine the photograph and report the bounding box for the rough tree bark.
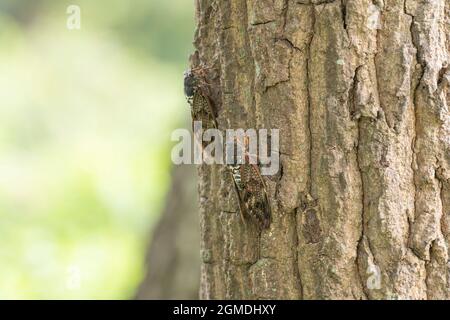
[192,0,450,300]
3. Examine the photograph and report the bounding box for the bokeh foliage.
[0,0,193,298]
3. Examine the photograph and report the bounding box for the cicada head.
[183,69,197,102]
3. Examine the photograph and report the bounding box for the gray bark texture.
[193,0,450,299]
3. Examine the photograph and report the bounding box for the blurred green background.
[0,0,194,298]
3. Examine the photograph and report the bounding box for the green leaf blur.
[0,0,193,299]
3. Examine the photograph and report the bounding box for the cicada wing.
[192,90,218,155]
[192,90,217,130]
[241,164,271,229]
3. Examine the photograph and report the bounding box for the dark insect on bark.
[228,138,271,230]
[183,68,217,134]
[184,67,270,229]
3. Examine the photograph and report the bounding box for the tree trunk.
[192,0,450,300]
[136,165,200,299]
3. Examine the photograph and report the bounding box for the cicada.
[228,137,271,229]
[183,67,217,133]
